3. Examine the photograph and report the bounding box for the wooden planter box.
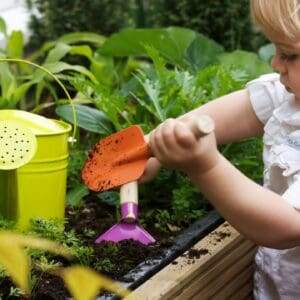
[126,222,257,300]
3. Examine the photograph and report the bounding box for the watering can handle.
[120,181,138,223]
[0,58,77,142]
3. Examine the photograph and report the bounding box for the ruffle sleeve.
[246,73,286,124]
[282,173,300,210]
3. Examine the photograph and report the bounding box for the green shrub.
[26,0,267,51]
[146,0,267,51]
[26,0,137,47]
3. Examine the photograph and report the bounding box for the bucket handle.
[0,58,77,143]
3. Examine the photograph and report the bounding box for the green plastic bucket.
[0,110,72,229]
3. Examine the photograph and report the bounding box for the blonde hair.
[250,0,300,40]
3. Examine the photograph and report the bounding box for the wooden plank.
[229,281,254,300]
[209,264,254,299]
[125,223,257,300]
[173,240,255,299]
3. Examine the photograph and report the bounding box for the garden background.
[0,1,274,299]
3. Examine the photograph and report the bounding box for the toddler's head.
[250,0,300,41]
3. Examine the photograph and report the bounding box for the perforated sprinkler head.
[0,120,37,170]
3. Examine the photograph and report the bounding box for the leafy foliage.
[100,27,224,71]
[0,17,105,112]
[26,0,136,47]
[26,0,267,52]
[147,0,268,51]
[58,34,269,231]
[0,18,273,297]
[0,220,129,298]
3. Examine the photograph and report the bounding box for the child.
[140,0,300,298]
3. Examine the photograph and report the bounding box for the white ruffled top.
[247,73,300,209]
[247,73,300,299]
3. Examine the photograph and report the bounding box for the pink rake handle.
[120,181,139,223]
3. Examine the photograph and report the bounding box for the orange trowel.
[82,115,215,192]
[81,115,215,245]
[82,125,151,192]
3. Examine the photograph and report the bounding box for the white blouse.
[247,73,300,299]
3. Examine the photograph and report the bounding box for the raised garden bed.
[0,181,258,300]
[0,191,221,299]
[98,210,223,299]
[126,222,257,300]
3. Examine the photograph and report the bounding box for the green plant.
[7,287,25,298]
[72,245,94,266]
[82,228,96,238]
[147,0,267,51]
[28,218,66,243]
[0,17,100,113]
[26,0,137,47]
[95,258,116,274]
[153,209,172,233]
[93,243,120,273]
[221,137,264,181]
[172,173,207,225]
[100,27,224,72]
[0,230,129,299]
[27,218,98,268]
[57,40,268,225]
[34,256,63,273]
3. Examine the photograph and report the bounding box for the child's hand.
[138,157,161,184]
[139,133,161,184]
[149,118,220,176]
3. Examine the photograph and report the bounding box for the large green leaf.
[69,45,93,61]
[57,32,106,46]
[43,43,93,63]
[100,27,198,67]
[44,42,71,63]
[32,61,96,82]
[32,43,95,82]
[31,32,106,61]
[96,191,119,207]
[56,104,115,134]
[184,34,224,72]
[0,17,7,37]
[0,62,16,102]
[11,81,36,107]
[66,185,89,207]
[218,50,273,79]
[6,31,23,58]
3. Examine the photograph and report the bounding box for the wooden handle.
[186,115,215,138]
[120,181,138,222]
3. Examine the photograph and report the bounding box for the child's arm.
[190,154,300,249]
[140,88,263,183]
[178,88,263,144]
[149,116,300,250]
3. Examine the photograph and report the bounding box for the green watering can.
[0,110,71,229]
[0,59,76,229]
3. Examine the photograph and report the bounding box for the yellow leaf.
[60,265,130,300]
[0,231,73,293]
[0,233,30,293]
[0,231,73,258]
[16,235,74,259]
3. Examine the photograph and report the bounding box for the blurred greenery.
[26,0,267,51]
[26,0,136,47]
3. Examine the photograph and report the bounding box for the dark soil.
[0,196,176,299]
